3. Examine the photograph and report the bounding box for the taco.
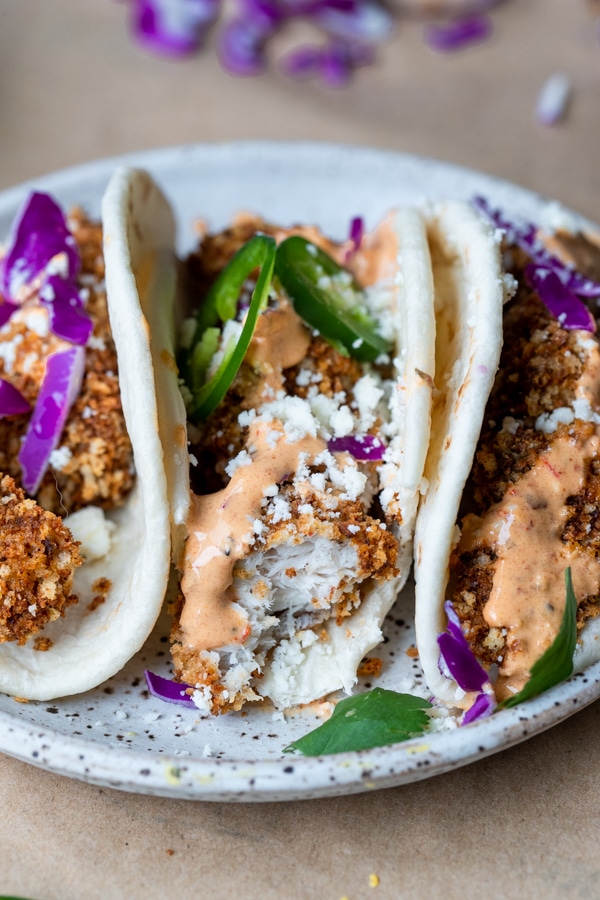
[415,198,600,711]
[103,166,440,715]
[0,189,171,700]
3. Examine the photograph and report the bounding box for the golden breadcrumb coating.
[0,474,82,644]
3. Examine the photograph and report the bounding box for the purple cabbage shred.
[437,601,488,694]
[1,192,79,303]
[348,216,364,253]
[0,191,94,345]
[462,690,496,725]
[130,0,219,57]
[424,14,493,53]
[328,433,385,460]
[39,276,95,346]
[145,669,196,706]
[474,195,600,332]
[437,601,497,725]
[0,379,31,418]
[18,346,86,495]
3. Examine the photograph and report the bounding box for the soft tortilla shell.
[414,200,504,706]
[0,169,173,701]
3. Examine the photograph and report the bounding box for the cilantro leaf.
[500,568,577,709]
[284,688,432,756]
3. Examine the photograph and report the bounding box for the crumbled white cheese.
[268,496,292,524]
[64,506,116,562]
[225,449,253,477]
[535,406,575,433]
[20,307,49,338]
[191,685,213,716]
[503,273,518,303]
[0,332,23,374]
[500,417,521,435]
[49,445,73,471]
[87,334,106,351]
[28,603,37,616]
[238,408,257,428]
[260,396,318,442]
[330,405,354,438]
[353,374,384,431]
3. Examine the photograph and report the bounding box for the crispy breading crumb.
[88,576,112,612]
[33,636,53,652]
[357,657,383,677]
[405,645,419,659]
[0,474,82,644]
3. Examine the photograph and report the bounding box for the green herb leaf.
[499,567,577,709]
[284,688,432,756]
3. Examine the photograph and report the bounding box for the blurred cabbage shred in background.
[124,0,510,86]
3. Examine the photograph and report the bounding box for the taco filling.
[166,209,434,714]
[450,231,600,701]
[0,194,133,649]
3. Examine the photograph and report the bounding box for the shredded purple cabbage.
[0,192,79,303]
[145,669,196,706]
[462,690,496,725]
[438,601,488,694]
[524,267,595,333]
[124,0,511,83]
[328,433,385,460]
[0,379,31,417]
[0,300,19,330]
[474,195,600,331]
[130,0,218,57]
[437,601,498,725]
[423,14,493,53]
[39,276,95,346]
[218,17,273,75]
[0,191,94,345]
[18,346,86,495]
[348,216,364,252]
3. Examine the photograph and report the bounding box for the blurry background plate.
[0,141,599,802]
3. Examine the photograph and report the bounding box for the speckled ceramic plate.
[1,142,600,802]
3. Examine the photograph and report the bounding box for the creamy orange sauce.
[245,299,310,370]
[461,431,600,699]
[180,420,325,652]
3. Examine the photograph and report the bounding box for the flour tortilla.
[111,169,438,708]
[0,173,173,701]
[413,200,505,707]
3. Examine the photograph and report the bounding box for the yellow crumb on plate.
[369,873,380,887]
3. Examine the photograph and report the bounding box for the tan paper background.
[1,1,600,897]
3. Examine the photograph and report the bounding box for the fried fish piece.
[0,474,83,645]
